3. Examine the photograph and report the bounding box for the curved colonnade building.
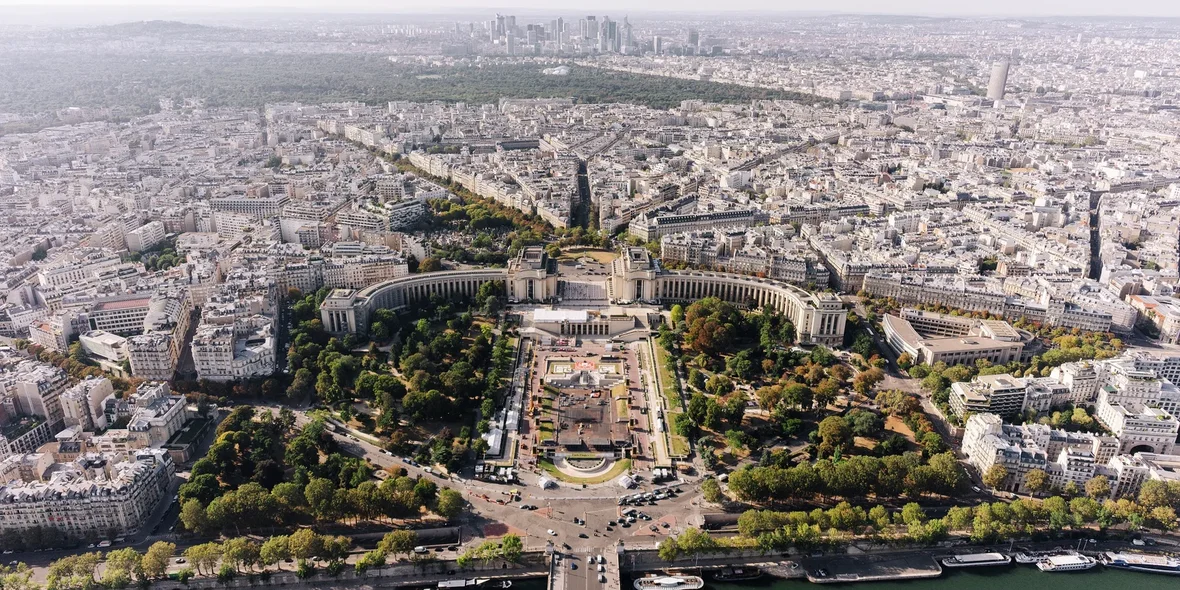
[321,246,846,347]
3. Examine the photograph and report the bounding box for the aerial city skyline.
[0,6,1179,590]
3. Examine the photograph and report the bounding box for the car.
[547,529,557,536]
[0,550,11,555]
[519,504,530,510]
[605,526,614,532]
[284,559,294,564]
[649,525,659,532]
[114,537,125,544]
[661,522,670,528]
[413,546,429,554]
[569,563,577,570]
[87,544,96,549]
[578,533,589,539]
[621,522,630,528]
[598,575,607,583]
[597,555,604,564]
[971,486,982,493]
[175,558,186,564]
[97,540,112,548]
[1133,539,1146,546]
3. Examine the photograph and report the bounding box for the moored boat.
[1014,553,1039,565]
[712,567,763,582]
[941,553,1011,568]
[1100,552,1180,576]
[1036,554,1097,572]
[633,575,705,590]
[438,580,490,589]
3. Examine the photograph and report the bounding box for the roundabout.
[540,457,633,486]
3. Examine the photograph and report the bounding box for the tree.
[670,304,685,325]
[179,499,209,535]
[222,537,261,573]
[845,409,882,438]
[46,553,101,590]
[183,543,223,577]
[500,534,524,563]
[816,415,852,455]
[417,257,443,273]
[260,535,291,569]
[141,542,176,580]
[701,478,724,504]
[435,488,465,519]
[288,529,324,561]
[852,368,885,396]
[380,530,419,558]
[983,464,1008,490]
[1138,480,1176,510]
[783,383,814,411]
[101,548,141,589]
[1025,469,1048,496]
[897,352,914,370]
[0,562,36,590]
[1085,475,1112,500]
[901,502,926,526]
[657,537,680,562]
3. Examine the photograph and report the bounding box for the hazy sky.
[0,0,1178,17]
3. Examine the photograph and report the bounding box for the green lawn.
[669,436,690,457]
[538,458,632,485]
[537,420,556,442]
[652,343,684,412]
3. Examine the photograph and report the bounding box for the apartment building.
[2,361,70,432]
[0,449,174,538]
[191,316,276,382]
[949,374,1029,418]
[60,377,115,431]
[125,221,166,253]
[125,334,176,381]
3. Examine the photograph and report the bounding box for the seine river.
[707,566,1178,590]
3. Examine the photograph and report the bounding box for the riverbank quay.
[802,552,943,584]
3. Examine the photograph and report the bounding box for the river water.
[707,565,1178,590]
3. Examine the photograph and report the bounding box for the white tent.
[538,477,556,489]
[616,475,635,489]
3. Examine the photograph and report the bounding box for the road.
[284,406,703,557]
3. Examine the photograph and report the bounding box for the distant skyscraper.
[654,35,663,55]
[507,33,517,56]
[987,60,1010,101]
[687,29,699,48]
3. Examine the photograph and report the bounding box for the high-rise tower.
[987,60,1010,101]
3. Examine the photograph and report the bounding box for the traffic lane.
[562,553,607,590]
